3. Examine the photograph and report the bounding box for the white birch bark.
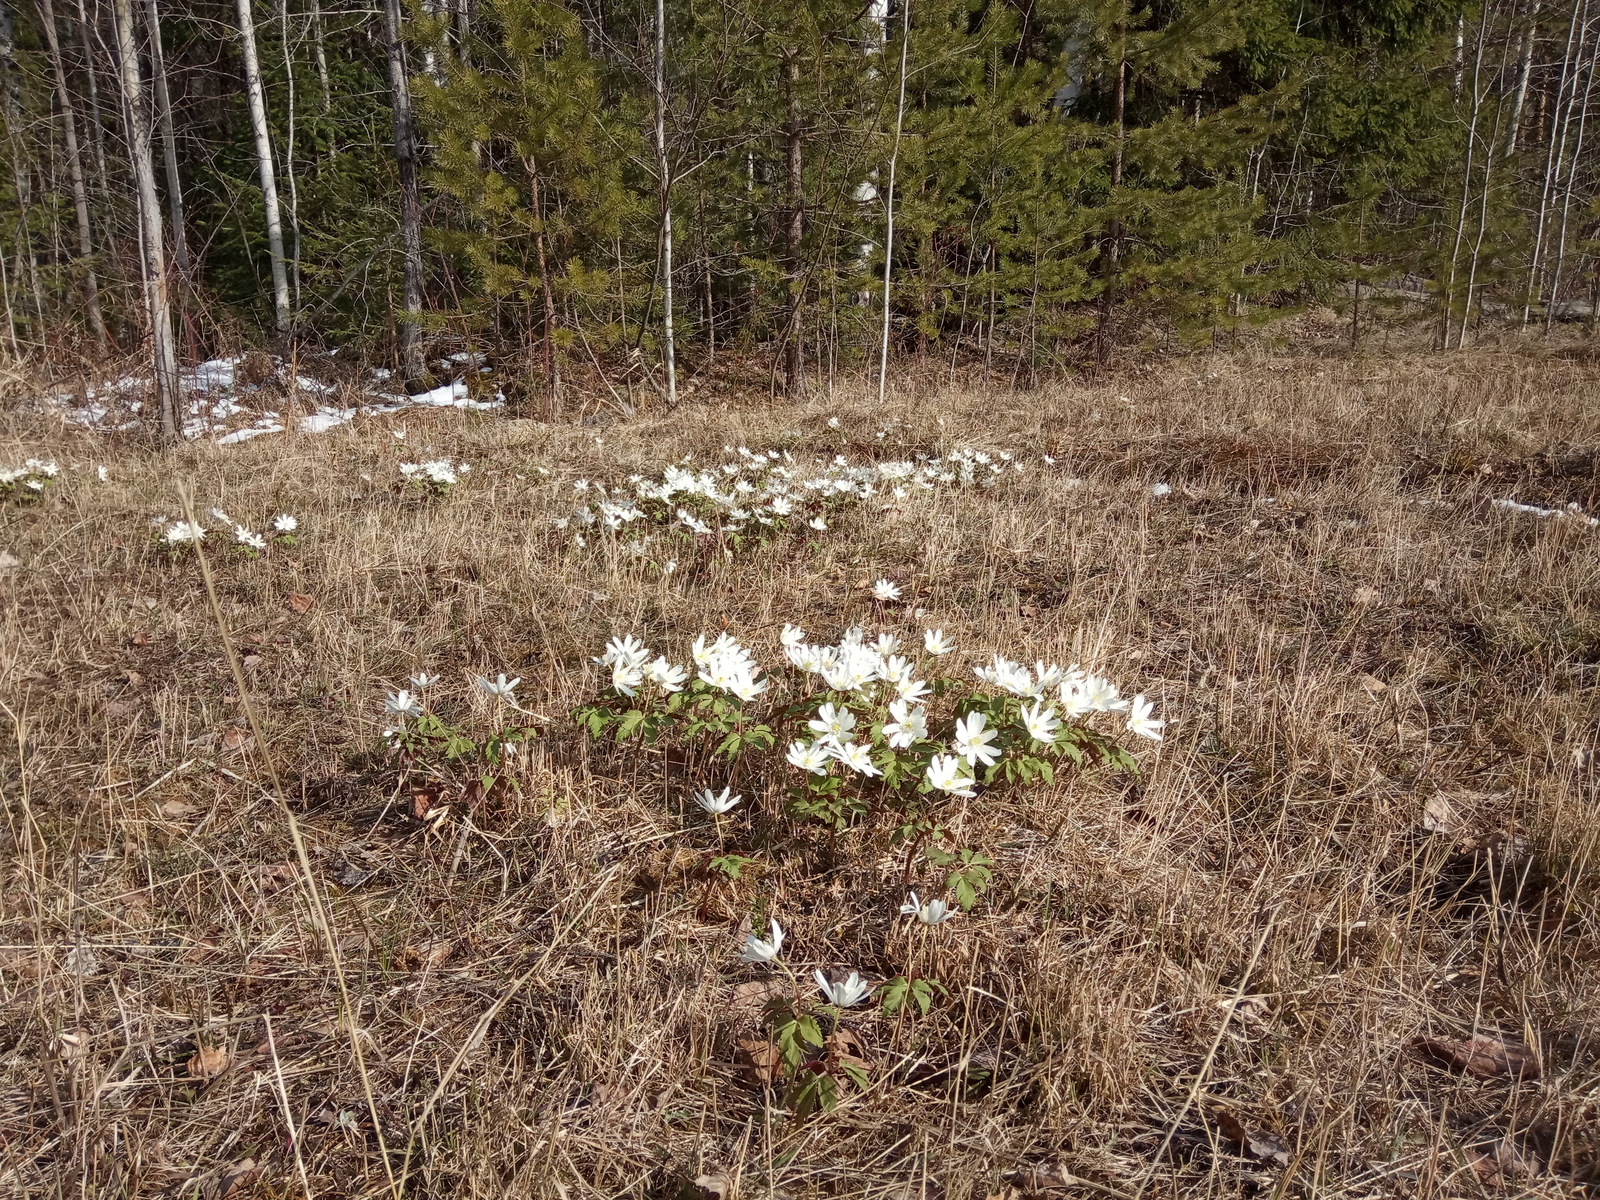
[382,0,424,380]
[112,0,180,436]
[236,0,292,331]
[144,0,189,277]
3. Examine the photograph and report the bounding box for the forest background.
[1,0,1598,424]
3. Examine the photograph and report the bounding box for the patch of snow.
[300,407,356,433]
[217,423,285,445]
[1493,497,1599,526]
[34,357,503,445]
[187,357,244,392]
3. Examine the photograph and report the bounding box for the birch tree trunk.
[236,0,291,331]
[782,55,803,396]
[1545,25,1597,327]
[279,0,300,311]
[654,0,675,405]
[112,0,179,437]
[144,0,189,278]
[1525,0,1586,323]
[876,0,908,404]
[37,0,108,348]
[382,0,425,381]
[309,0,330,112]
[75,0,108,179]
[1440,1,1490,349]
[1505,0,1541,156]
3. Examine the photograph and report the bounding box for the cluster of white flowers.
[972,651,1164,739]
[0,458,59,498]
[553,445,1027,549]
[158,507,300,550]
[599,624,1162,800]
[400,460,469,490]
[595,631,766,701]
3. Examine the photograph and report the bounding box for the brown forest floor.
[1,351,1599,1199]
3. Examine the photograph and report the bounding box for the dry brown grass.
[2,351,1599,1199]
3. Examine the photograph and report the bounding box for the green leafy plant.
[926,846,994,911]
[381,682,536,819]
[573,629,1162,905]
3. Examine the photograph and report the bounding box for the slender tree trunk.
[1546,26,1598,328]
[0,240,17,357]
[112,0,179,437]
[654,0,675,405]
[37,0,108,348]
[877,0,909,404]
[1460,27,1513,347]
[1506,0,1541,156]
[383,0,425,381]
[309,0,330,112]
[1095,55,1126,365]
[1525,0,1586,323]
[523,157,558,403]
[782,56,803,396]
[144,0,189,278]
[1441,1,1490,350]
[75,0,108,178]
[279,0,301,312]
[236,0,291,331]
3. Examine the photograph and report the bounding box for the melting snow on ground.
[36,354,503,445]
[1491,497,1600,527]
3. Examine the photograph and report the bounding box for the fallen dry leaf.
[1421,793,1458,834]
[410,786,441,820]
[159,799,198,818]
[57,1030,90,1062]
[183,936,221,963]
[1003,1163,1084,1191]
[116,890,152,923]
[1213,1108,1292,1166]
[212,1158,259,1199]
[286,592,316,614]
[1411,1035,1541,1080]
[589,1080,631,1106]
[729,979,786,1011]
[825,1027,872,1072]
[419,939,454,968]
[252,863,299,894]
[0,947,47,978]
[1357,673,1388,696]
[736,1036,782,1086]
[187,1044,229,1080]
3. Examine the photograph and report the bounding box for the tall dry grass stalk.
[0,352,1597,1198]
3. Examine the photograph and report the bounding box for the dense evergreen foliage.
[1,0,1595,394]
